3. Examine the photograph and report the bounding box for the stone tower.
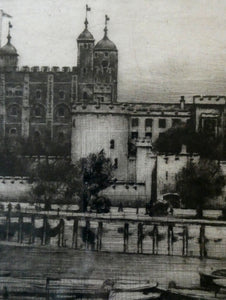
[93,15,118,103]
[77,8,95,103]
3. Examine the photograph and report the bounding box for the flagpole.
[0,10,12,47]
[0,10,3,47]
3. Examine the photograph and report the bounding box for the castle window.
[95,53,98,58]
[159,118,166,128]
[102,60,108,68]
[84,43,88,49]
[58,132,64,141]
[35,107,41,117]
[105,52,109,57]
[9,105,18,116]
[83,68,87,74]
[58,107,65,117]
[172,118,181,127]
[131,132,138,139]
[9,128,17,135]
[114,158,118,169]
[34,131,41,141]
[36,90,41,99]
[15,90,22,96]
[7,90,13,96]
[110,139,115,149]
[83,92,88,100]
[132,118,139,127]
[73,119,76,128]
[145,132,152,138]
[59,91,65,99]
[166,171,168,180]
[145,118,153,128]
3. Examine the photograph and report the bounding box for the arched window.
[83,92,88,100]
[36,90,41,99]
[59,90,65,99]
[58,132,65,141]
[35,107,41,117]
[34,131,41,142]
[9,128,17,135]
[110,139,115,149]
[9,105,18,116]
[58,107,65,117]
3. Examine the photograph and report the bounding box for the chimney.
[180,96,185,110]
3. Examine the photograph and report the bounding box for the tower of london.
[0,9,225,205]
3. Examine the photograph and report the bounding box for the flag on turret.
[86,5,91,12]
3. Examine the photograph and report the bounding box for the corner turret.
[0,22,18,71]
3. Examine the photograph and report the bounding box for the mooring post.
[152,225,158,255]
[167,225,174,255]
[29,215,35,244]
[123,223,129,253]
[97,221,103,251]
[199,224,207,258]
[182,226,188,256]
[6,212,11,241]
[137,223,143,254]
[18,214,23,244]
[42,215,47,246]
[72,219,78,249]
[85,220,90,250]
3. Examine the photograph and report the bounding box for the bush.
[90,196,111,213]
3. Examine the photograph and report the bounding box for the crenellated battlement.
[13,66,78,73]
[193,95,226,105]
[72,102,191,117]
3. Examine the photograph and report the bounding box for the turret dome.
[95,35,117,51]
[0,34,18,56]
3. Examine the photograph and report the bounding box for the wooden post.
[72,219,78,249]
[167,225,173,255]
[123,223,129,253]
[42,215,47,246]
[85,220,90,250]
[58,219,65,247]
[29,215,35,244]
[137,223,143,254]
[152,225,158,255]
[97,221,103,251]
[6,212,11,241]
[182,226,188,256]
[199,225,207,258]
[18,215,23,244]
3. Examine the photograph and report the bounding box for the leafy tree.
[29,150,113,211]
[176,160,225,217]
[0,137,29,176]
[29,158,73,210]
[66,150,113,212]
[153,123,222,160]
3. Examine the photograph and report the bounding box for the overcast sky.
[1,0,226,102]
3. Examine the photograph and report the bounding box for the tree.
[176,160,225,217]
[29,158,74,210]
[0,137,29,176]
[153,123,222,160]
[66,150,114,212]
[29,150,113,211]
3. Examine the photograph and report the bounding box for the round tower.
[93,15,118,103]
[0,22,18,71]
[77,5,95,102]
